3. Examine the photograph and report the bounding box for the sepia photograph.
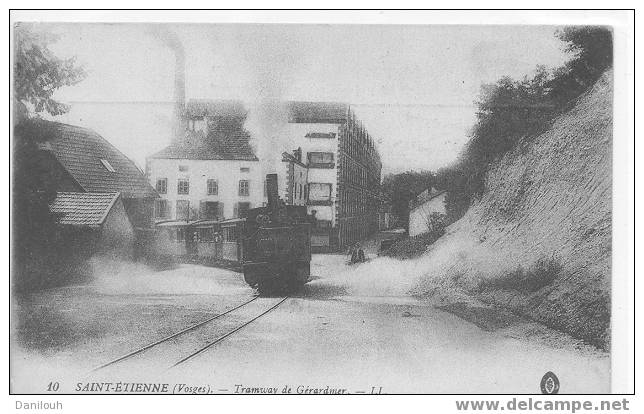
[8,10,634,398]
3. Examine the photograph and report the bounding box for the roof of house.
[17,119,157,199]
[149,99,350,161]
[185,99,248,119]
[287,101,349,124]
[183,99,349,124]
[410,187,448,210]
[49,192,121,227]
[148,129,259,161]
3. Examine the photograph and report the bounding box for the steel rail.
[170,296,289,368]
[91,295,259,372]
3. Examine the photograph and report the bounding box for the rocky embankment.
[413,70,613,349]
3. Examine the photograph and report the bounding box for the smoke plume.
[146,25,186,138]
[239,27,303,175]
[245,100,293,175]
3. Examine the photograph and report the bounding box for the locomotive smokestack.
[266,174,279,209]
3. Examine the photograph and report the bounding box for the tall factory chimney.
[172,44,186,139]
[149,26,186,141]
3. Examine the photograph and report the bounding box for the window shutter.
[199,201,206,219]
[233,203,239,218]
[217,202,224,220]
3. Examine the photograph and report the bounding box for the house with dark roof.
[408,187,448,237]
[49,192,135,259]
[147,99,382,252]
[15,119,158,229]
[146,124,262,223]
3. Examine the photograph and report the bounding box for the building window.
[235,202,251,218]
[299,184,303,200]
[179,165,189,172]
[156,178,167,194]
[240,167,250,173]
[176,200,190,220]
[308,183,332,202]
[223,226,237,242]
[200,201,220,220]
[198,227,215,242]
[177,178,190,195]
[154,199,169,218]
[239,180,250,196]
[100,159,116,172]
[207,179,218,195]
[308,152,335,168]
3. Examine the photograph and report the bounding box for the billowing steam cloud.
[239,27,303,175]
[245,100,293,175]
[147,24,305,174]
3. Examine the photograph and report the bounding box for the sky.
[31,23,571,174]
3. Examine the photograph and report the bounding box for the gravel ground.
[11,255,609,394]
[11,263,255,391]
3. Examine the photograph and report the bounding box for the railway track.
[170,296,289,368]
[91,295,288,373]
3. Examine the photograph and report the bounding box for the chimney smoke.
[147,26,186,140]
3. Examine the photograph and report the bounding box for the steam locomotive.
[241,174,313,295]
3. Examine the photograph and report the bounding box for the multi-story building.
[287,101,382,251]
[146,102,261,221]
[146,99,382,252]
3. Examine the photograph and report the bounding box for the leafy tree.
[548,26,613,106]
[434,164,475,222]
[472,66,554,161]
[421,211,447,234]
[381,170,435,230]
[437,26,612,222]
[13,24,86,290]
[14,23,86,117]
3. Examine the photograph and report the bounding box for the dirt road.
[11,255,609,394]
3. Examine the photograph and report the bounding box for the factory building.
[146,99,381,252]
[288,101,382,251]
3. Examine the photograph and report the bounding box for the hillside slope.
[413,70,612,349]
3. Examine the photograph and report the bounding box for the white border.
[3,7,636,414]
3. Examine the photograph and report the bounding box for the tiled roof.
[17,119,157,199]
[410,187,448,210]
[184,99,349,124]
[149,99,350,161]
[287,101,349,124]
[148,129,258,161]
[186,99,247,119]
[49,192,120,227]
